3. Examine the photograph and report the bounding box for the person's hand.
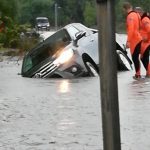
[126,41,130,48]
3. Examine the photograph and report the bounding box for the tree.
[52,0,86,25]
[1,0,150,29]
[84,1,96,27]
[0,0,19,21]
[18,0,53,26]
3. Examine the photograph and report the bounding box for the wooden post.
[96,0,121,150]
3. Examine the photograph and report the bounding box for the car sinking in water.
[21,23,132,78]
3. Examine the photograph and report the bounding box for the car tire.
[116,50,132,71]
[84,61,99,77]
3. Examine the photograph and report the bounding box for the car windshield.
[37,19,48,23]
[22,29,71,73]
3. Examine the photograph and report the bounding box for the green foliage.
[115,0,150,32]
[0,15,39,49]
[19,37,39,52]
[0,0,19,21]
[0,16,18,48]
[52,0,86,25]
[0,0,150,49]
[84,1,96,27]
[115,1,126,32]
[2,0,149,29]
[18,0,53,26]
[128,0,150,12]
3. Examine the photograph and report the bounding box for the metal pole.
[55,3,58,31]
[96,0,121,150]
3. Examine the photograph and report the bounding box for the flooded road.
[0,58,150,150]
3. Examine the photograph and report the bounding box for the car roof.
[64,23,87,29]
[36,17,48,20]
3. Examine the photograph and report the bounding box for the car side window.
[22,56,32,73]
[44,29,71,45]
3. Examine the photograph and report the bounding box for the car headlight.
[53,49,74,65]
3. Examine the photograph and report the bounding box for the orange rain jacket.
[126,11,142,54]
[140,15,150,55]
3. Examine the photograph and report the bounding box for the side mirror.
[75,31,86,40]
[73,31,86,47]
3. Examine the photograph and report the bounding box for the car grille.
[33,61,59,78]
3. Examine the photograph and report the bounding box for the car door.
[74,26,99,65]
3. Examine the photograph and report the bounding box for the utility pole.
[55,3,58,31]
[96,0,121,150]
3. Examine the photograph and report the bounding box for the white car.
[21,23,132,78]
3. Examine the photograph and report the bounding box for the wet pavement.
[0,58,150,150]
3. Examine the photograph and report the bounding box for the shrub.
[9,38,20,48]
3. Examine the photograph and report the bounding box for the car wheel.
[85,61,99,77]
[116,50,132,71]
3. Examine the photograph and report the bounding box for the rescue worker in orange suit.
[135,7,150,78]
[123,2,142,78]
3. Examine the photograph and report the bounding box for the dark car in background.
[21,23,132,78]
[35,17,50,31]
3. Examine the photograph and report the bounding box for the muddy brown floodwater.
[0,57,150,150]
